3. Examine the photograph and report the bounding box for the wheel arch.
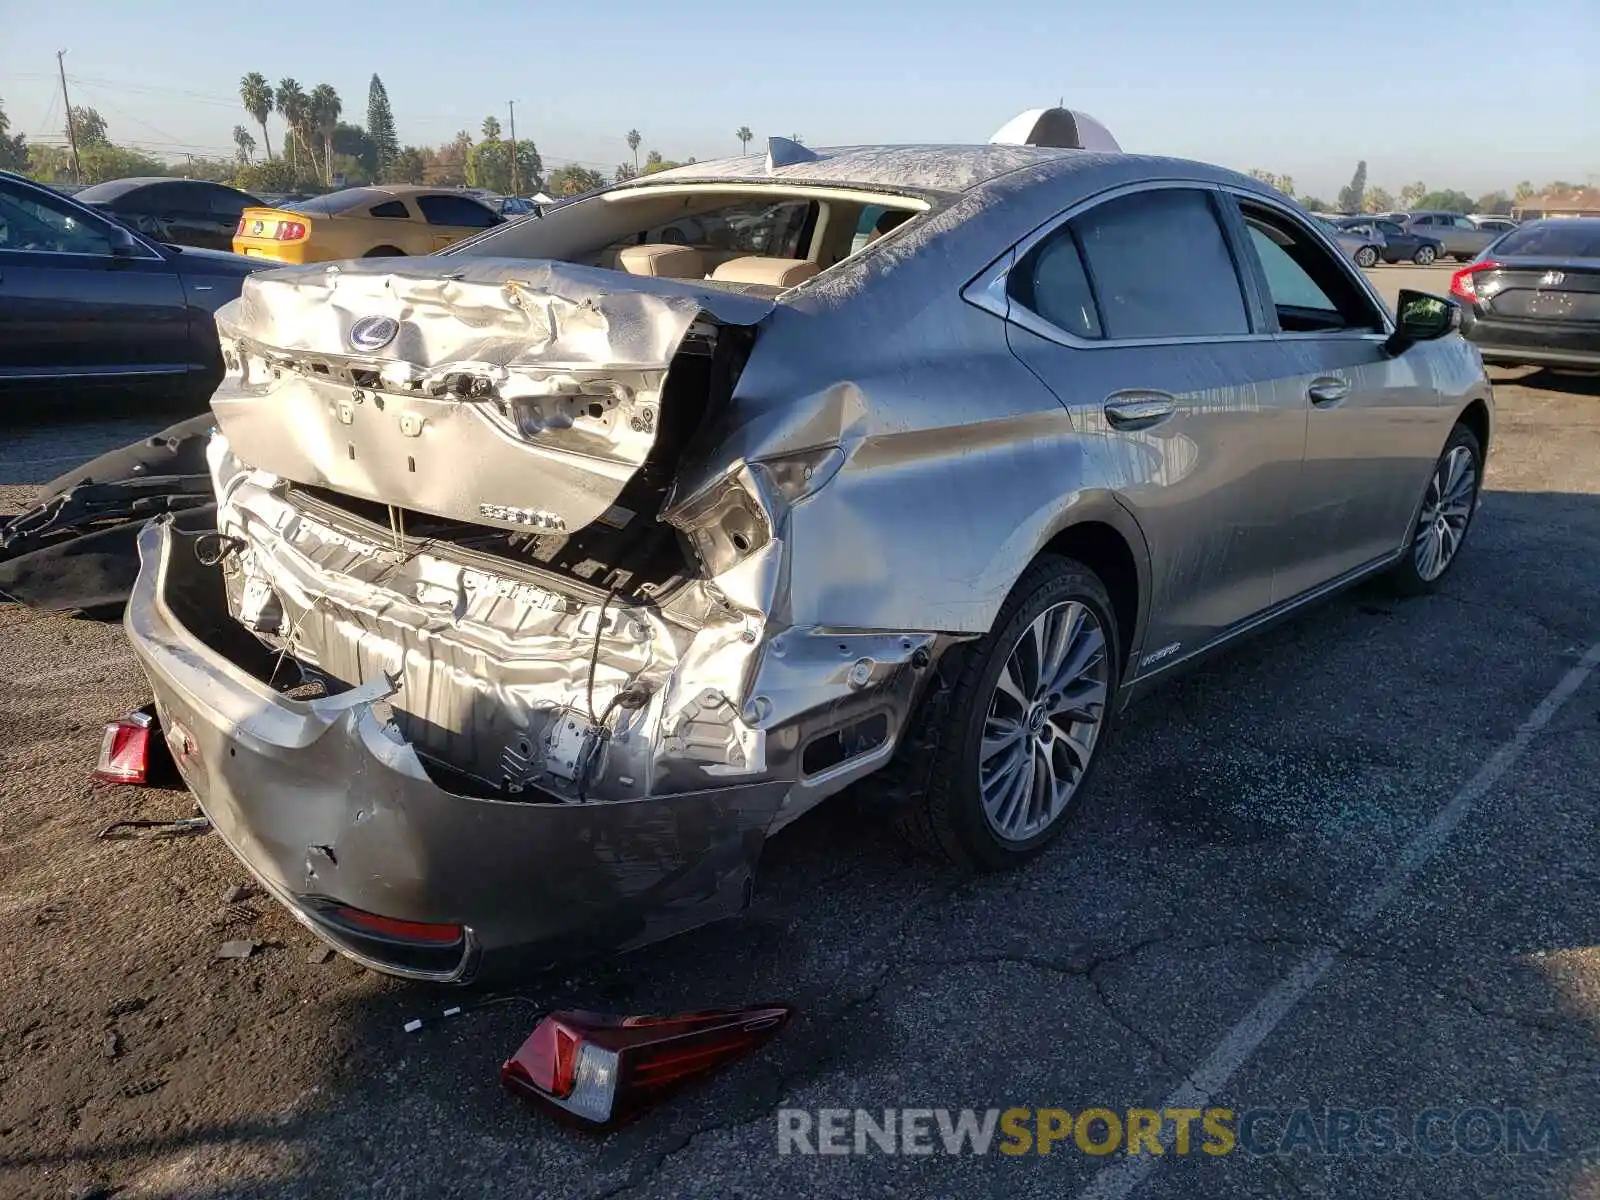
[1456,396,1492,458]
[1034,499,1151,688]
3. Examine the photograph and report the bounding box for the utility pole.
[506,100,519,196]
[57,49,81,183]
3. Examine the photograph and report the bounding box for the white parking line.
[1076,641,1600,1200]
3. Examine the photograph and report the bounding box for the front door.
[1225,194,1443,598]
[0,179,188,408]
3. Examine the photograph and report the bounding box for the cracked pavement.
[2,301,1599,1195]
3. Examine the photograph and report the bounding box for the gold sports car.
[232,185,505,264]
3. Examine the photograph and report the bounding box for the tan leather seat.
[710,256,820,287]
[618,244,706,279]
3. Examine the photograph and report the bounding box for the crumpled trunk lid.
[210,258,772,536]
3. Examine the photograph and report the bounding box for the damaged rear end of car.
[125,257,934,979]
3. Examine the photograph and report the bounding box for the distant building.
[1512,187,1600,220]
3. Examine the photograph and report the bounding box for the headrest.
[618,244,706,278]
[710,256,821,287]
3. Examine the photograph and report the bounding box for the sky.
[2,0,1596,199]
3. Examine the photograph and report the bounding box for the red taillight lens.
[94,711,153,785]
[235,216,248,236]
[327,906,464,944]
[503,1005,792,1128]
[274,221,307,241]
[1450,260,1498,302]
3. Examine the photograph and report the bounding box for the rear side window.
[1010,227,1101,338]
[369,200,410,219]
[1073,189,1249,339]
[415,194,501,228]
[207,187,253,219]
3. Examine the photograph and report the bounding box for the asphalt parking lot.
[2,264,1598,1199]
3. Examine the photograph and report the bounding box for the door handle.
[1103,395,1177,430]
[1307,378,1349,407]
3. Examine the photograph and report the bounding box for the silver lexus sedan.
[124,112,1492,980]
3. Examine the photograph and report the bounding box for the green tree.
[391,145,427,185]
[482,115,502,141]
[466,138,542,194]
[1417,189,1473,213]
[1474,191,1511,215]
[240,72,275,160]
[275,79,310,171]
[1514,180,1535,203]
[232,124,256,164]
[736,125,752,153]
[1246,168,1293,196]
[614,160,638,182]
[547,164,606,196]
[0,97,28,171]
[1336,160,1367,213]
[69,106,108,146]
[424,131,474,187]
[626,128,640,171]
[1300,195,1330,212]
[332,122,375,180]
[233,157,302,193]
[308,84,341,185]
[366,75,398,180]
[1399,181,1426,208]
[1363,185,1394,214]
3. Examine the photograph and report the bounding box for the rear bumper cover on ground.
[124,518,790,981]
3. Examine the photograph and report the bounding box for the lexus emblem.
[1540,271,1565,287]
[348,315,399,352]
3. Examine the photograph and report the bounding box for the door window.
[1010,188,1249,340]
[1238,204,1383,333]
[0,183,114,254]
[415,194,502,228]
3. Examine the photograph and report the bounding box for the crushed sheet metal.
[210,260,771,536]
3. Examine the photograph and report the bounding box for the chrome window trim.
[964,177,1398,348]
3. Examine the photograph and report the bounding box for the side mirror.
[108,225,141,258]
[1385,290,1460,355]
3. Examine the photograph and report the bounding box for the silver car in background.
[123,113,1494,980]
[1317,215,1385,267]
[1391,210,1501,261]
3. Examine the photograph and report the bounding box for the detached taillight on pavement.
[1450,259,1499,303]
[502,1005,792,1128]
[93,710,155,785]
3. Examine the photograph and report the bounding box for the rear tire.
[365,245,405,257]
[878,556,1120,871]
[1413,245,1437,265]
[1388,423,1482,596]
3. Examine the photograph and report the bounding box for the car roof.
[74,177,240,201]
[619,144,1100,197]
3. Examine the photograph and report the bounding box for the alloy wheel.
[978,600,1110,843]
[1415,246,1436,265]
[1413,445,1477,582]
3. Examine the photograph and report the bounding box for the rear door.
[998,183,1308,661]
[0,178,190,406]
[414,193,502,252]
[1226,193,1441,595]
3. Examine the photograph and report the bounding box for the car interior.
[450,185,929,291]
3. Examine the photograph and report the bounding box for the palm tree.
[232,124,256,164]
[736,125,752,154]
[309,84,341,185]
[275,78,309,172]
[482,115,502,141]
[626,128,641,171]
[240,72,275,160]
